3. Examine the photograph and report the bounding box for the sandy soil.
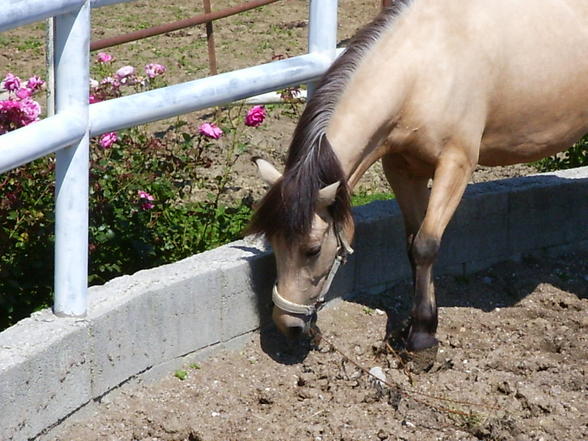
[48,251,588,441]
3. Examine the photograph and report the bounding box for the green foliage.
[0,158,56,328]
[534,135,588,172]
[87,124,254,285]
[351,191,395,207]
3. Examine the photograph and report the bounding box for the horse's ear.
[317,181,340,209]
[253,157,282,186]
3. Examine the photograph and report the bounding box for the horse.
[248,0,588,352]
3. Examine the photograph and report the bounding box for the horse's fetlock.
[412,305,438,335]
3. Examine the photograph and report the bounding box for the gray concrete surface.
[1,167,587,441]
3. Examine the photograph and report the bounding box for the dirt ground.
[48,251,588,441]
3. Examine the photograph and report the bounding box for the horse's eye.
[305,246,321,258]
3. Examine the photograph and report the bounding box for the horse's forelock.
[247,150,351,246]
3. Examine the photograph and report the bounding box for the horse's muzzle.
[272,306,314,340]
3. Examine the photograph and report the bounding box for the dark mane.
[248,2,410,244]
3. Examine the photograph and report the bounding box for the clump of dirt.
[48,251,588,441]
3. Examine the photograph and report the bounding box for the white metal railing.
[0,0,338,317]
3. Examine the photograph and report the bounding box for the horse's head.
[252,158,354,340]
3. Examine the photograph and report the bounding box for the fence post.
[53,1,91,317]
[202,0,218,75]
[46,18,55,117]
[307,0,338,97]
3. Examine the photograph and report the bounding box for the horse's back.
[398,0,588,165]
[477,0,588,164]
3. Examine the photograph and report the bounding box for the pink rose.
[99,132,118,149]
[89,95,101,104]
[244,105,266,127]
[2,73,21,92]
[0,99,21,133]
[25,76,44,92]
[100,76,121,88]
[0,98,40,132]
[144,63,166,79]
[19,98,41,124]
[198,122,223,139]
[15,88,32,99]
[115,65,135,79]
[96,52,114,63]
[137,190,155,210]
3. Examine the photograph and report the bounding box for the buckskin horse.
[248,0,588,352]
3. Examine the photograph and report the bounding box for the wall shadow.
[351,249,588,343]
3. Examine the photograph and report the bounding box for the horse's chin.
[272,307,311,340]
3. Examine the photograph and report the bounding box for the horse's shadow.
[235,240,587,365]
[232,242,313,364]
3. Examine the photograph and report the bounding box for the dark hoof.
[406,331,438,352]
[401,332,439,373]
[402,346,437,372]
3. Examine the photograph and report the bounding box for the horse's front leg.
[407,147,475,352]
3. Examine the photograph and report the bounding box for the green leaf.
[174,369,188,380]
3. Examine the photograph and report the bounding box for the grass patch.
[351,191,395,206]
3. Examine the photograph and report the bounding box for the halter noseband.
[272,229,354,316]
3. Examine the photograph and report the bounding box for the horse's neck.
[325,25,409,190]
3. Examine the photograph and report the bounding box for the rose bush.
[0,57,267,330]
[0,72,43,134]
[535,135,588,171]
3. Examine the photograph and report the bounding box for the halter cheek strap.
[272,231,354,317]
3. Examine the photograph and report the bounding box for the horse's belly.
[480,80,588,167]
[479,123,586,166]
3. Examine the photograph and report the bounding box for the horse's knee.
[411,233,440,266]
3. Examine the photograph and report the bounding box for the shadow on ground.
[352,250,588,347]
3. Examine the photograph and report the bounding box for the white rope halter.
[272,229,354,316]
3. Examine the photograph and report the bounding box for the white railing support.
[53,1,91,317]
[0,113,85,173]
[307,0,338,97]
[0,0,82,32]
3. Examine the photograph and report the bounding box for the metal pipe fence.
[0,0,338,318]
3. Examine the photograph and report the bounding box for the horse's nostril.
[285,326,305,341]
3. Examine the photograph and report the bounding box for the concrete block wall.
[1,167,587,441]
